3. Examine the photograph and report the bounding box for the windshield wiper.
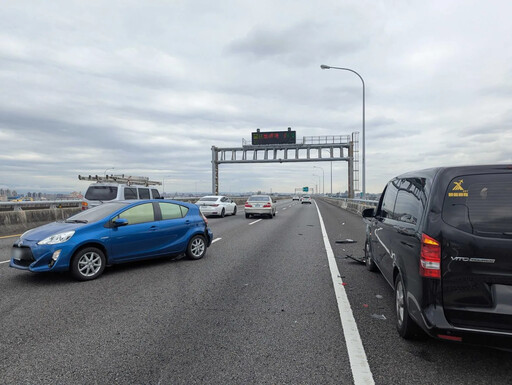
[65,219,88,223]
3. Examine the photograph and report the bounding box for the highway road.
[1,199,511,384]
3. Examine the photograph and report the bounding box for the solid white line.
[0,260,10,264]
[314,201,375,385]
[211,238,222,244]
[283,208,287,210]
[248,219,262,226]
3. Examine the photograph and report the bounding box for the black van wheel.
[394,274,420,339]
[364,241,378,272]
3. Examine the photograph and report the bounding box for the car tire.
[220,208,225,218]
[394,274,421,339]
[364,240,378,272]
[232,206,237,215]
[245,213,250,219]
[269,213,273,219]
[71,247,106,281]
[186,235,207,260]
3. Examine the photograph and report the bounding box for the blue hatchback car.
[10,200,213,281]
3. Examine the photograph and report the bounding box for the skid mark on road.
[314,201,375,385]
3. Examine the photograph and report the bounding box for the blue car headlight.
[37,231,75,245]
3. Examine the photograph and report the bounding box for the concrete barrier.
[0,208,82,237]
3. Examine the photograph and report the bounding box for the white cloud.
[0,0,511,195]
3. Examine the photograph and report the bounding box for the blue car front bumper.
[10,240,75,273]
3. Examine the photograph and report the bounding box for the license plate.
[12,248,23,260]
[255,204,261,208]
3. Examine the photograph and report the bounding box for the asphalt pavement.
[0,199,511,384]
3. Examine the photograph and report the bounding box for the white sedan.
[196,195,237,217]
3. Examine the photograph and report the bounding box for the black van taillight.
[420,233,441,279]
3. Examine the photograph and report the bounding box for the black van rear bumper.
[412,302,512,348]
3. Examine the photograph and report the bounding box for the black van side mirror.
[362,208,375,218]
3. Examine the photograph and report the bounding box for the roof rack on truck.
[78,174,162,186]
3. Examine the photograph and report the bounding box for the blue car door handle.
[149,225,158,231]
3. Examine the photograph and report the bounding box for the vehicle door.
[109,202,159,261]
[228,198,237,214]
[371,180,400,285]
[392,178,426,291]
[220,196,229,212]
[124,187,138,200]
[155,202,194,253]
[223,197,235,214]
[441,173,512,330]
[138,188,150,199]
[151,189,160,199]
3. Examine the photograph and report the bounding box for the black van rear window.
[442,174,512,237]
[85,186,118,201]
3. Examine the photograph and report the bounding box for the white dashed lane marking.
[248,219,262,226]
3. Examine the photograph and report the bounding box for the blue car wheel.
[71,247,106,281]
[186,235,206,260]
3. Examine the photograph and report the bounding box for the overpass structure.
[211,133,360,197]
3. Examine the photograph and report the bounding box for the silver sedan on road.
[196,195,237,217]
[244,195,276,219]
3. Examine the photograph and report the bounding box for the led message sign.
[251,129,296,145]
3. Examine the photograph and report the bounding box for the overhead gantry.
[211,134,359,197]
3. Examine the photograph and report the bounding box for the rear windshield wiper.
[65,219,88,223]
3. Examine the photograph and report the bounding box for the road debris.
[371,314,387,320]
[335,239,357,244]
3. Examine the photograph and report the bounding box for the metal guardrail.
[338,198,378,207]
[0,200,83,212]
[318,196,378,215]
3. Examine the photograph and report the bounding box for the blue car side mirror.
[113,218,129,227]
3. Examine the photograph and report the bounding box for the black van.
[362,165,512,347]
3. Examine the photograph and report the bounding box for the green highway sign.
[303,186,309,192]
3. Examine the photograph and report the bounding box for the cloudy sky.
[1,0,511,196]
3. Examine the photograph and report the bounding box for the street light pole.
[313,174,321,195]
[320,64,366,198]
[313,166,325,195]
[104,167,115,177]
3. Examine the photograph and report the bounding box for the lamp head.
[320,64,331,70]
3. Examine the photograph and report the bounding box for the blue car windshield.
[66,202,129,223]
